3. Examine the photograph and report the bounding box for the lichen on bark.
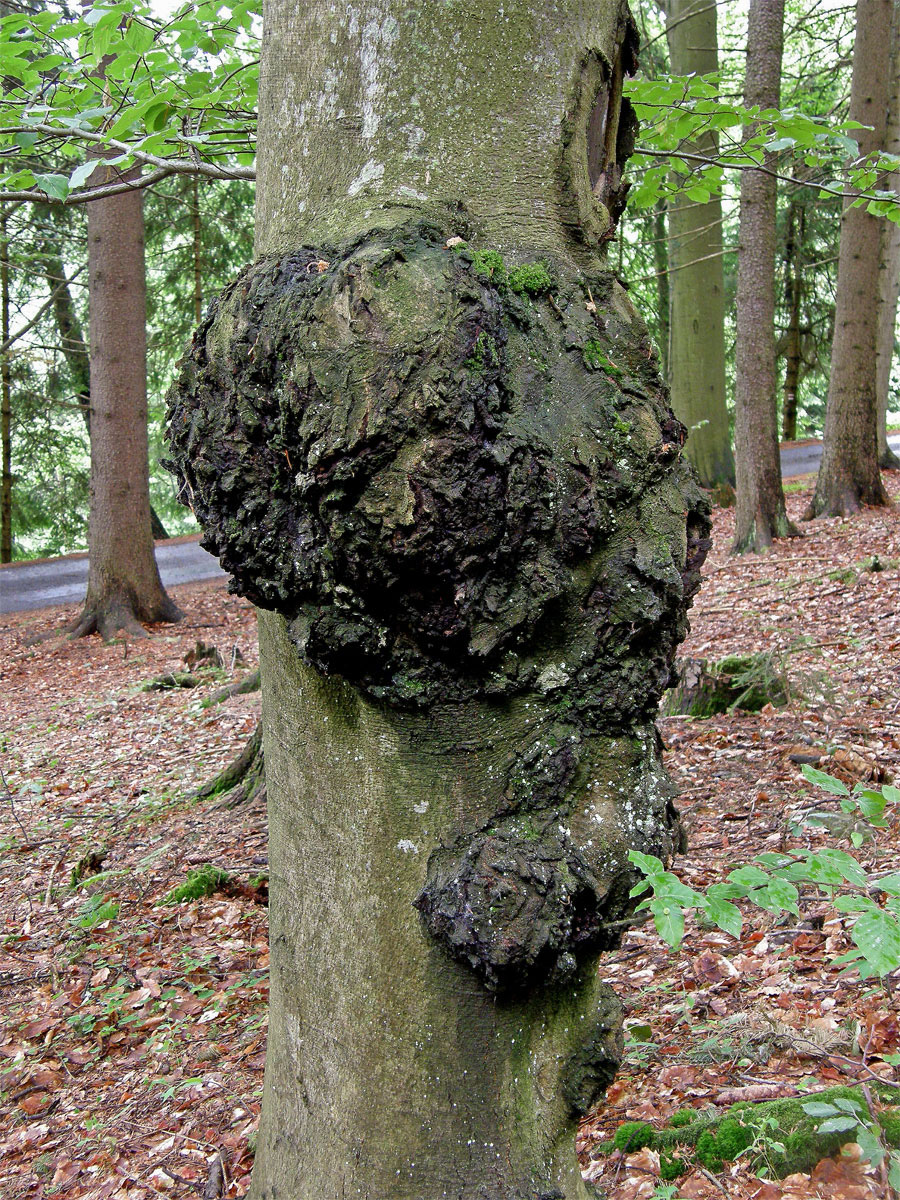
[166,215,709,994]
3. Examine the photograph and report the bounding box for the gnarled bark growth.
[166,3,709,1196]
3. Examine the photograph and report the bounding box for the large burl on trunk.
[166,2,709,1197]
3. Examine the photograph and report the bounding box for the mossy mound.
[663,652,789,717]
[162,864,231,904]
[603,1084,900,1179]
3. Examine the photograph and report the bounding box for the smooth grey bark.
[166,2,709,1196]
[71,166,181,639]
[666,0,735,490]
[732,0,798,553]
[876,0,900,470]
[807,0,893,518]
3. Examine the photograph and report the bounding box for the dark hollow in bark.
[166,217,710,992]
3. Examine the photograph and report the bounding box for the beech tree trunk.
[166,2,710,1195]
[732,0,798,552]
[876,0,900,470]
[806,0,893,518]
[71,168,181,639]
[666,0,735,490]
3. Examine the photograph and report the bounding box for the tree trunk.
[1,208,10,563]
[71,167,181,639]
[876,0,900,470]
[41,224,171,540]
[166,2,710,1195]
[781,196,804,442]
[732,0,798,553]
[806,0,893,518]
[666,0,735,490]
[191,174,203,325]
[653,198,670,381]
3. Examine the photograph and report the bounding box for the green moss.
[605,1085,900,1179]
[507,261,552,296]
[613,1121,655,1153]
[695,1119,753,1170]
[582,339,623,378]
[163,864,230,904]
[659,1151,687,1181]
[465,329,500,374]
[669,1110,696,1128]
[471,248,507,284]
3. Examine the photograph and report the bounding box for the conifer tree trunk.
[876,0,900,470]
[781,196,804,442]
[1,210,10,563]
[666,0,734,490]
[71,167,181,639]
[166,2,709,1195]
[807,0,893,518]
[732,0,798,552]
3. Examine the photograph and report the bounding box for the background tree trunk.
[781,195,805,442]
[1,208,10,562]
[666,0,735,490]
[732,0,797,552]
[167,1,709,1195]
[876,0,900,470]
[71,167,181,639]
[653,198,670,380]
[41,227,171,540]
[806,0,893,518]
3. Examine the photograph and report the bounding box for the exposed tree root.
[196,721,266,810]
[70,588,183,642]
[205,668,261,706]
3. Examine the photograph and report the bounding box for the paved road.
[782,432,900,478]
[0,537,224,616]
[2,434,898,615]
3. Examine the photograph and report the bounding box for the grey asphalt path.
[2,433,899,615]
[0,537,225,616]
[781,432,900,477]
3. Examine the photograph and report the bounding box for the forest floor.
[1,472,898,1200]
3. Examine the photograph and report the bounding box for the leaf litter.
[0,473,898,1198]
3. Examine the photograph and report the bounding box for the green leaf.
[728,864,770,889]
[801,765,849,796]
[758,876,800,915]
[855,791,887,822]
[816,1115,860,1135]
[33,172,69,200]
[882,785,900,806]
[69,160,101,190]
[802,1101,840,1118]
[628,850,665,877]
[649,897,685,948]
[852,910,900,976]
[704,897,742,938]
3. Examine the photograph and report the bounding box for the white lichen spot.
[413,801,429,814]
[397,839,419,854]
[348,159,384,196]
